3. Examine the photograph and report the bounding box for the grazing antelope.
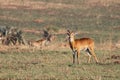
[67,30,99,64]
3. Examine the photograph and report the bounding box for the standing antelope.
[67,30,99,64]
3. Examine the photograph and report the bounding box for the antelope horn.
[67,30,71,33]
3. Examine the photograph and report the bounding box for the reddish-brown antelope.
[67,30,99,64]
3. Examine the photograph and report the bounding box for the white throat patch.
[70,38,74,42]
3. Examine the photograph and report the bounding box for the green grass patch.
[0,49,119,79]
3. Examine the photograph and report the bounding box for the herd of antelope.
[0,29,100,64]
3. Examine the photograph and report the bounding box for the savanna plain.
[0,0,120,80]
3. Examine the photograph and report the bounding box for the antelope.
[67,30,99,64]
[28,38,47,48]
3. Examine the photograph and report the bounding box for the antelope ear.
[74,32,78,35]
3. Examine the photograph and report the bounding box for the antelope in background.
[28,30,56,49]
[28,38,47,49]
[67,30,99,64]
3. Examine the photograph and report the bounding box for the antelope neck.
[70,36,74,42]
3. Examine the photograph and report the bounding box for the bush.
[0,26,25,45]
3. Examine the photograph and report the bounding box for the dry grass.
[0,0,76,10]
[0,15,21,22]
[0,0,119,11]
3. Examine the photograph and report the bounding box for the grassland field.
[0,0,120,80]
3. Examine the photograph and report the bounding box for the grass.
[0,0,120,79]
[0,49,119,80]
